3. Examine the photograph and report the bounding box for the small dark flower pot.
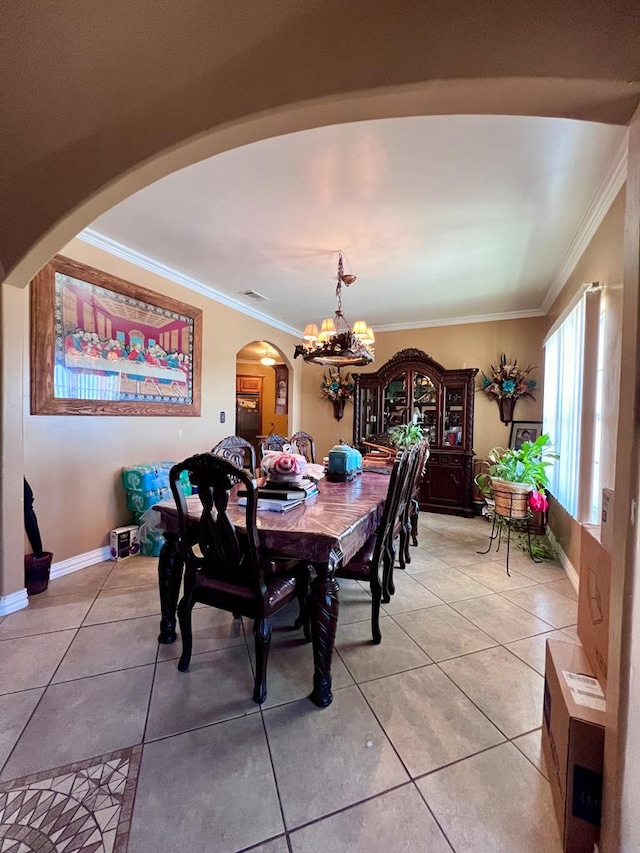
[25,551,53,595]
[498,397,516,424]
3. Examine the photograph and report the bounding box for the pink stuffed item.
[261,450,307,484]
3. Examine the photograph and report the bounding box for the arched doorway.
[235,341,290,456]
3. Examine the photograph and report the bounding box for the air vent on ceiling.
[239,289,269,302]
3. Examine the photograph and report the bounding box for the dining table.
[154,471,390,707]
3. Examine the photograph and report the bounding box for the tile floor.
[0,512,579,852]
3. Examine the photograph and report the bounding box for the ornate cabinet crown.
[353,348,479,517]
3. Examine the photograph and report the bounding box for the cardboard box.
[109,525,140,561]
[577,524,610,687]
[542,639,606,853]
[600,488,614,554]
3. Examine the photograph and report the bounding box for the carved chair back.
[259,433,289,457]
[335,447,413,643]
[289,431,316,463]
[394,438,430,574]
[170,453,265,600]
[212,435,257,476]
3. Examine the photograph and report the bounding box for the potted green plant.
[479,433,558,518]
[388,423,425,450]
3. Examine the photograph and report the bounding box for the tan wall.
[546,189,625,566]
[1,285,25,597]
[236,361,289,437]
[300,318,545,461]
[19,240,300,570]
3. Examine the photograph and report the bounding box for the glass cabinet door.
[412,372,437,445]
[442,385,464,448]
[383,373,408,432]
[361,387,380,440]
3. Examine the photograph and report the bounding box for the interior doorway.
[235,341,290,456]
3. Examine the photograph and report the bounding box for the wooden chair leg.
[177,595,194,672]
[370,574,382,645]
[294,593,312,642]
[294,564,312,641]
[253,618,273,704]
[382,543,395,603]
[410,498,419,547]
[403,517,412,566]
[398,525,407,571]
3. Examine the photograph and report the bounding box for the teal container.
[327,443,363,482]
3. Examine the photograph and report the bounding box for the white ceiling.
[87,115,627,334]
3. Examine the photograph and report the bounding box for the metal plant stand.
[478,491,543,576]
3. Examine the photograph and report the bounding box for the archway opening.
[235,341,291,458]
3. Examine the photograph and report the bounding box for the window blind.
[543,297,585,517]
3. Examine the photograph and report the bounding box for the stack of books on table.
[237,478,319,512]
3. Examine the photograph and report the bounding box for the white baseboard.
[0,549,111,616]
[547,527,579,592]
[0,588,29,616]
[50,546,112,579]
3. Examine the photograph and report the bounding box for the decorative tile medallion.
[0,745,141,853]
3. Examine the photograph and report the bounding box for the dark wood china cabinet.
[353,349,478,517]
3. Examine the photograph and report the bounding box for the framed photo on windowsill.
[509,421,543,450]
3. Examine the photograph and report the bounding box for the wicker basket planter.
[490,478,532,519]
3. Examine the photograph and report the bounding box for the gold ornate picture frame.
[30,255,202,416]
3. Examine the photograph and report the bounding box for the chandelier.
[294,252,375,367]
[259,345,277,366]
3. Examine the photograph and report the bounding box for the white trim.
[78,229,302,338]
[50,546,112,579]
[375,308,544,333]
[541,135,628,315]
[0,588,29,616]
[547,527,579,592]
[543,282,590,345]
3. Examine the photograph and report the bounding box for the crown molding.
[541,134,628,315]
[375,308,545,333]
[78,229,302,338]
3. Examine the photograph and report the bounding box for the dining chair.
[289,431,316,463]
[397,438,430,572]
[259,433,289,456]
[171,452,310,704]
[334,448,412,644]
[212,435,257,476]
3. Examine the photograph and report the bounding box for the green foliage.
[388,423,425,450]
[482,433,558,494]
[513,531,559,562]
